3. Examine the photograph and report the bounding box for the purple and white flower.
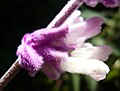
[16,10,112,81]
[82,0,120,7]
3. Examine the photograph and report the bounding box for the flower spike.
[17,12,112,81]
[83,0,120,7]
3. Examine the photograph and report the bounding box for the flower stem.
[0,0,83,90]
[0,59,21,91]
[47,0,83,28]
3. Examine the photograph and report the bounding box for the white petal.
[61,57,109,81]
[64,17,103,46]
[61,10,82,26]
[83,42,93,47]
[75,36,86,48]
[80,17,103,39]
[71,45,96,59]
[91,45,112,61]
[83,26,101,39]
[71,43,112,61]
[64,22,86,46]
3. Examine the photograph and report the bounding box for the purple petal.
[82,16,104,39]
[31,26,68,44]
[40,48,68,72]
[40,48,68,79]
[64,17,103,48]
[83,0,99,7]
[16,26,70,78]
[17,44,43,77]
[101,0,120,7]
[83,0,120,7]
[41,62,62,80]
[71,43,112,61]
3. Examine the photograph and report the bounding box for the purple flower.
[16,10,112,81]
[83,0,120,7]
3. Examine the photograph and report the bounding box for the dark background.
[0,0,120,91]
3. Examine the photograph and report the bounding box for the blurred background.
[0,0,120,91]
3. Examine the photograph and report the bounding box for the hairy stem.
[47,0,82,28]
[0,59,21,91]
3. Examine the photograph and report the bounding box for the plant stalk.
[0,59,21,91]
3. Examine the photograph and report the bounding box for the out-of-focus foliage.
[0,0,120,91]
